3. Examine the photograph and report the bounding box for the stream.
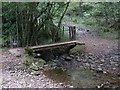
[43,67,120,88]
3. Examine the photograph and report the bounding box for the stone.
[103,71,107,74]
[70,55,74,58]
[10,71,15,73]
[85,63,90,67]
[88,56,93,59]
[112,68,116,70]
[101,59,105,62]
[34,71,40,76]
[83,59,87,63]
[30,65,39,71]
[100,64,103,66]
[69,85,74,88]
[59,83,64,86]
[90,64,95,70]
[88,53,93,56]
[8,48,24,57]
[65,56,72,61]
[3,56,7,58]
[96,68,103,73]
[98,68,102,71]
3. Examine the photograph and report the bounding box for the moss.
[30,65,39,71]
[37,58,46,65]
[22,54,46,70]
[25,47,33,55]
[70,45,85,54]
[22,54,33,69]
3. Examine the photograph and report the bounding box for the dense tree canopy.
[2,2,120,47]
[2,2,69,47]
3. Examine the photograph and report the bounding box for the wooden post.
[62,26,64,36]
[73,26,76,40]
[9,32,13,48]
[69,26,76,40]
[69,26,72,40]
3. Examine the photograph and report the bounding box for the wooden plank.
[30,41,77,49]
[27,40,85,51]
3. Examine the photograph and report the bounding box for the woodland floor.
[0,28,119,88]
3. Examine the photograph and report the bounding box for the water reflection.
[43,68,120,88]
[43,68,98,88]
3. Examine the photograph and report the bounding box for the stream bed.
[43,68,120,88]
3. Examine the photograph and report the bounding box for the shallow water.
[43,68,120,88]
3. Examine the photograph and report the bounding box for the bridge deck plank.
[27,40,85,51]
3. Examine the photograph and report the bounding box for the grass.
[100,30,118,40]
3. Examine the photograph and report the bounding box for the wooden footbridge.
[26,40,85,52]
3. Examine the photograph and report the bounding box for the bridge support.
[69,26,76,40]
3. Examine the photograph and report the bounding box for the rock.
[59,83,64,86]
[88,53,93,56]
[3,56,7,58]
[85,63,90,67]
[10,71,15,73]
[100,64,103,66]
[34,71,40,76]
[30,65,39,71]
[76,59,81,62]
[39,67,44,70]
[101,59,105,62]
[88,56,93,59]
[98,68,102,71]
[64,56,72,61]
[117,74,120,77]
[90,64,95,70]
[8,48,24,57]
[97,84,104,88]
[30,72,35,75]
[83,59,87,63]
[69,85,74,88]
[103,71,107,74]
[70,55,74,58]
[112,68,116,70]
[96,68,103,73]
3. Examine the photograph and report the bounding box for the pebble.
[59,83,64,86]
[85,63,90,67]
[69,85,74,88]
[98,68,103,71]
[115,64,119,67]
[110,61,116,65]
[112,68,116,70]
[65,56,72,61]
[101,59,105,62]
[10,71,15,73]
[103,71,107,74]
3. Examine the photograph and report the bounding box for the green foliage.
[2,2,70,47]
[2,2,119,47]
[64,2,119,39]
